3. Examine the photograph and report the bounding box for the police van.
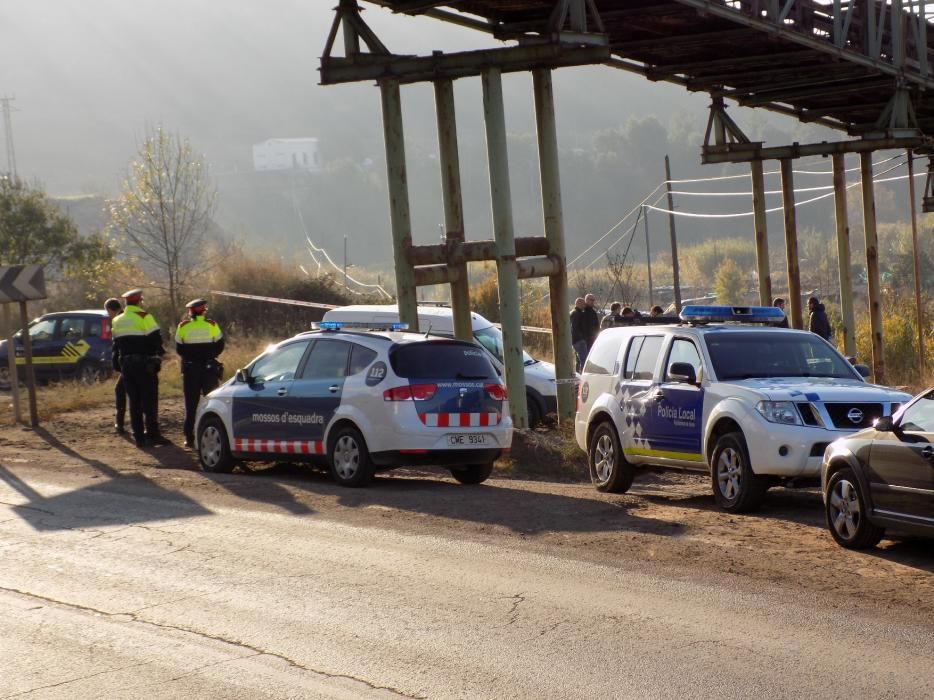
[322,305,559,427]
[194,322,512,487]
[0,310,114,389]
[575,306,911,512]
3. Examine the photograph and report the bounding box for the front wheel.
[451,462,494,485]
[588,422,635,493]
[711,431,767,513]
[198,416,236,473]
[329,426,373,487]
[526,396,542,430]
[825,468,884,549]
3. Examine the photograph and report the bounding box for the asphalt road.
[1,462,933,699]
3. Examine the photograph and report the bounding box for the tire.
[198,415,236,474]
[588,421,635,493]
[711,431,768,513]
[0,365,10,390]
[450,462,494,485]
[825,468,885,549]
[526,395,542,430]
[329,426,374,487]
[77,362,102,385]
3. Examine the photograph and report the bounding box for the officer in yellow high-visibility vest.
[111,288,167,447]
[175,298,224,448]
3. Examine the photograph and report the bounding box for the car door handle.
[277,387,288,397]
[329,385,340,394]
[652,390,665,401]
[921,445,934,461]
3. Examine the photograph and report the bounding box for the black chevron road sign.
[0,265,46,302]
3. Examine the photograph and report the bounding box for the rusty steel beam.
[703,135,928,164]
[320,44,610,85]
[751,159,771,306]
[413,264,460,287]
[408,237,550,266]
[832,153,856,357]
[516,255,562,279]
[907,151,926,379]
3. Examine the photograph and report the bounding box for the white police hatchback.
[194,322,512,486]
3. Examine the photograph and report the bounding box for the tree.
[0,176,80,267]
[714,258,745,305]
[109,126,218,318]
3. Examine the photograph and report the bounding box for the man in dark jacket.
[773,297,789,328]
[570,297,587,371]
[582,294,601,349]
[807,296,832,341]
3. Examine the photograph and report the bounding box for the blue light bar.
[314,321,409,331]
[679,305,786,324]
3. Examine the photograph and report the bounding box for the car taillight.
[383,383,437,401]
[101,319,112,340]
[484,383,507,401]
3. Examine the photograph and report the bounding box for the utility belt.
[121,354,162,374]
[183,359,223,377]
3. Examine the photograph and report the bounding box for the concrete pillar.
[780,158,803,329]
[751,159,771,306]
[433,79,472,342]
[832,153,856,356]
[379,79,418,330]
[860,152,885,383]
[482,67,528,430]
[533,69,575,421]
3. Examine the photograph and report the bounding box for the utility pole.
[343,235,348,289]
[664,155,682,311]
[1,97,17,178]
[643,205,653,307]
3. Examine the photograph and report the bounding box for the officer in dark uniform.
[111,288,167,447]
[104,297,127,434]
[175,298,224,448]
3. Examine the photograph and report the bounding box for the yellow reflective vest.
[175,315,224,362]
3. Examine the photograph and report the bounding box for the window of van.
[583,335,618,375]
[632,336,663,380]
[473,326,534,365]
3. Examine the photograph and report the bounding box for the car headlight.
[756,400,802,425]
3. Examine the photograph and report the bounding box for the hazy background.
[0,1,909,272]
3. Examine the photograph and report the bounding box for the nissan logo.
[847,408,864,424]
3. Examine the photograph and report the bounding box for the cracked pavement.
[1,405,934,697]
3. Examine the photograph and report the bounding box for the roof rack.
[679,305,786,325]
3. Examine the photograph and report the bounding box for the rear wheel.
[450,462,494,485]
[588,422,635,493]
[526,396,542,429]
[77,362,102,385]
[825,468,884,549]
[198,416,236,473]
[0,365,10,390]
[329,426,374,487]
[711,431,767,513]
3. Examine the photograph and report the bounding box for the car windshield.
[705,331,857,380]
[473,326,535,365]
[390,341,498,379]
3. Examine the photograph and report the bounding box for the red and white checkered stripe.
[418,412,501,427]
[233,439,324,455]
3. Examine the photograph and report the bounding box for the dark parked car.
[0,310,114,389]
[822,387,934,549]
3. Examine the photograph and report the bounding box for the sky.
[0,0,706,197]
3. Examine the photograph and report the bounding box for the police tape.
[209,290,339,310]
[554,377,581,384]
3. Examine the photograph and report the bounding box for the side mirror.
[668,362,697,385]
[853,363,871,378]
[874,415,895,432]
[235,368,251,384]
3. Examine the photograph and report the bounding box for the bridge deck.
[370,1,934,135]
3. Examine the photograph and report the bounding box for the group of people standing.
[106,288,224,449]
[569,294,666,371]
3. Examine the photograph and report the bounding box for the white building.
[252,138,321,173]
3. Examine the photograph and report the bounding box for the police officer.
[175,298,224,448]
[104,297,127,434]
[111,288,167,447]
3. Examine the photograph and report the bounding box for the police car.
[575,306,911,513]
[0,310,114,389]
[194,322,513,486]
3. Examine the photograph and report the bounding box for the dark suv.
[822,387,934,548]
[0,310,114,389]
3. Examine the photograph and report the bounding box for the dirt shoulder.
[1,397,932,626]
